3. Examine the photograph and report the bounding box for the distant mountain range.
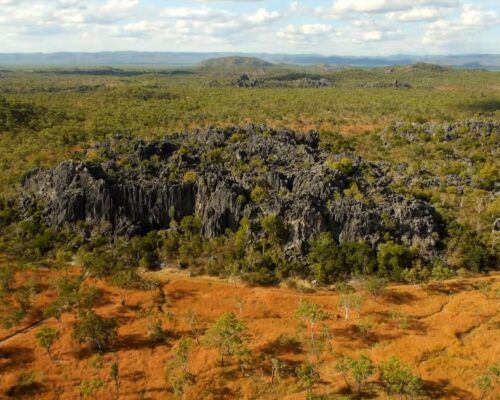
[0,52,499,69]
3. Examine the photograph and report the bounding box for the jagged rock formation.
[233,75,334,88]
[380,120,499,143]
[22,126,440,257]
[234,74,259,88]
[359,80,412,89]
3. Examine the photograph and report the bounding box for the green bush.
[308,233,376,283]
[72,310,118,352]
[325,157,356,175]
[182,171,197,183]
[379,357,422,398]
[203,312,247,367]
[377,241,413,279]
[35,326,60,358]
[445,223,492,272]
[250,186,267,203]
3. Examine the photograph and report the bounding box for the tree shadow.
[259,335,303,357]
[333,384,379,399]
[464,99,500,113]
[424,280,476,296]
[0,346,35,373]
[168,288,198,302]
[114,333,171,352]
[92,288,116,308]
[332,325,402,347]
[206,385,238,400]
[423,378,474,399]
[5,382,47,398]
[121,370,146,381]
[382,290,417,305]
[73,333,169,360]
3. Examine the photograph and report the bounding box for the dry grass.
[0,267,498,399]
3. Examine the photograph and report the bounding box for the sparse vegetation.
[72,310,118,352]
[203,312,248,367]
[35,326,60,359]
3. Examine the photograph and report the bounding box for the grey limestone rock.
[21,125,440,257]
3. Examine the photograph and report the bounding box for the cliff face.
[21,126,439,256]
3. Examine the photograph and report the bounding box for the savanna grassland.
[0,62,498,399]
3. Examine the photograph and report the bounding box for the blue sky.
[0,0,498,55]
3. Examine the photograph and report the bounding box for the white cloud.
[102,0,139,12]
[277,23,336,46]
[161,7,229,20]
[247,8,280,24]
[387,7,443,22]
[459,3,498,26]
[332,0,458,14]
[422,3,499,45]
[0,0,497,55]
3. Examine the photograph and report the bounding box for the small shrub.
[475,375,492,400]
[325,157,355,175]
[296,362,320,400]
[363,276,388,297]
[250,186,267,204]
[147,318,169,342]
[79,378,104,398]
[35,326,60,359]
[182,171,197,183]
[338,292,364,320]
[430,262,455,281]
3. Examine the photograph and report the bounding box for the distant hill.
[0,52,498,69]
[199,56,273,69]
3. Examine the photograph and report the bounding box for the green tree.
[167,370,196,399]
[35,326,60,359]
[379,357,422,399]
[338,293,364,320]
[308,234,375,282]
[185,310,204,342]
[349,355,375,393]
[295,299,328,340]
[296,362,320,400]
[377,241,412,279]
[72,310,117,352]
[203,312,247,367]
[261,214,288,247]
[335,356,352,389]
[0,266,15,294]
[173,337,193,373]
[308,232,339,283]
[110,361,120,398]
[166,337,196,398]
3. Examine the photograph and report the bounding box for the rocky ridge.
[22,126,440,257]
[380,120,499,143]
[233,74,334,88]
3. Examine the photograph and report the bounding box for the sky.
[0,0,499,55]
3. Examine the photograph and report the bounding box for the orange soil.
[0,267,498,399]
